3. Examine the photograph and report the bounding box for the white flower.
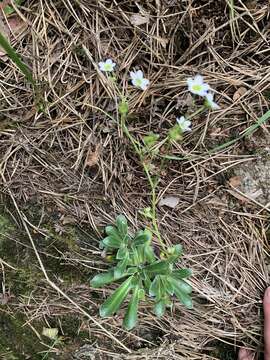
[187,74,209,97]
[130,70,149,90]
[98,59,116,72]
[176,116,192,132]
[205,93,220,110]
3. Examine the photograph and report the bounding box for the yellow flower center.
[135,78,143,87]
[104,63,112,71]
[192,84,202,92]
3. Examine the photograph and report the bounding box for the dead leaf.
[227,189,248,203]
[247,189,263,200]
[233,87,248,101]
[0,293,9,305]
[246,0,257,9]
[209,127,222,137]
[227,188,263,203]
[42,327,58,340]
[159,196,179,209]
[85,145,101,168]
[60,215,76,225]
[130,14,149,26]
[228,176,242,187]
[155,36,168,48]
[176,93,193,109]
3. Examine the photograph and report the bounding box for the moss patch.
[0,213,15,244]
[209,342,236,360]
[0,205,97,358]
[0,312,46,359]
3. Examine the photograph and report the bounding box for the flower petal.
[202,83,210,92]
[194,74,204,85]
[187,78,193,88]
[185,120,192,128]
[206,93,213,102]
[130,71,136,79]
[98,62,106,71]
[140,79,149,90]
[176,116,186,126]
[136,70,144,79]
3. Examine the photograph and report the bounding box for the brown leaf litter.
[0,0,269,358]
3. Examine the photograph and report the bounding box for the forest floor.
[0,1,270,359]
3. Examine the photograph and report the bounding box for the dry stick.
[0,257,17,270]
[9,192,131,353]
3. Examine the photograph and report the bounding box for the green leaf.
[173,244,183,256]
[171,269,192,280]
[105,226,123,243]
[138,288,145,300]
[123,285,140,330]
[90,270,115,288]
[100,276,133,318]
[149,275,163,300]
[130,247,143,266]
[102,235,121,249]
[139,207,153,219]
[144,260,171,275]
[142,271,152,292]
[0,31,34,86]
[168,124,182,142]
[170,278,193,309]
[136,245,146,264]
[143,132,159,148]
[116,247,129,260]
[4,0,22,15]
[154,299,166,317]
[169,277,192,294]
[133,229,152,246]
[119,98,129,116]
[143,244,156,263]
[167,244,183,262]
[99,241,104,249]
[116,215,128,238]
[164,278,174,296]
[114,257,129,279]
[174,290,193,309]
[126,267,138,275]
[4,5,15,15]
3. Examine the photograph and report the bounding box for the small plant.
[90,215,192,330]
[85,55,221,330]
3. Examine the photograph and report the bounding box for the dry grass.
[1,0,270,358]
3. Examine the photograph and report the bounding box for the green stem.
[120,115,141,155]
[142,163,166,250]
[120,112,166,250]
[187,105,205,120]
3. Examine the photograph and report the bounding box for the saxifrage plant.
[88,59,221,331]
[90,215,192,330]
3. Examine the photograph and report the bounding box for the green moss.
[0,312,46,359]
[0,213,15,244]
[209,342,236,359]
[0,204,98,357]
[49,315,86,340]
